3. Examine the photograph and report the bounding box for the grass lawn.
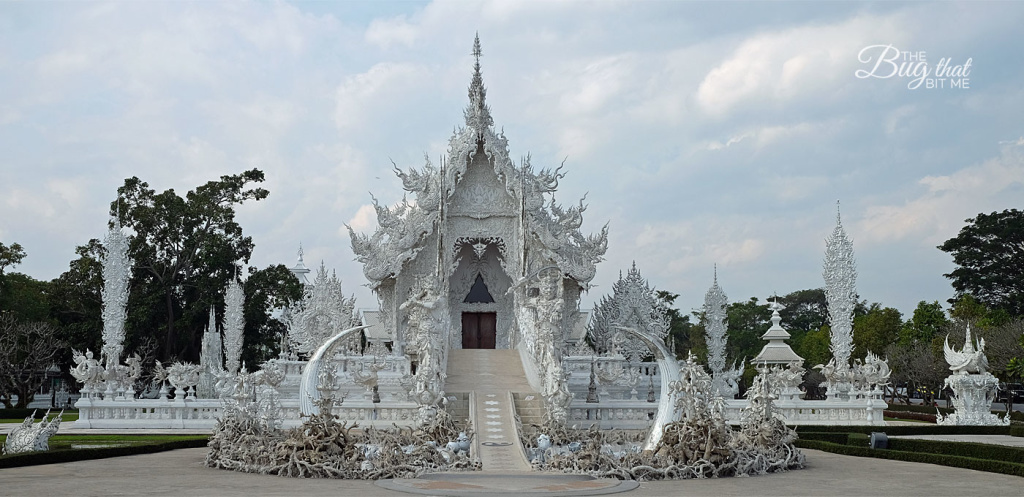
[0,411,79,424]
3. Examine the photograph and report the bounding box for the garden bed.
[796,430,1024,477]
[0,434,209,468]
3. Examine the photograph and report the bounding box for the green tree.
[939,209,1024,317]
[115,169,269,361]
[794,325,832,369]
[778,288,828,335]
[656,290,696,359]
[0,241,27,303]
[726,297,771,390]
[898,300,949,346]
[49,239,105,354]
[0,241,26,275]
[241,264,303,366]
[949,294,1011,328]
[0,272,52,322]
[852,303,902,358]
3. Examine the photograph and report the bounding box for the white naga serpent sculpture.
[299,325,371,417]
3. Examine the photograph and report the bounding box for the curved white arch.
[614,326,681,452]
[299,325,370,417]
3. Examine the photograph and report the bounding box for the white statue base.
[937,372,1008,426]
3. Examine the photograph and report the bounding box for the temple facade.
[347,36,607,413]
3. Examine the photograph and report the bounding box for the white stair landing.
[446,349,533,472]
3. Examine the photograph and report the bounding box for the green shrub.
[847,433,870,446]
[1010,424,1024,437]
[883,410,937,423]
[886,438,1024,463]
[794,432,849,444]
[882,404,953,416]
[793,424,1009,436]
[795,440,1024,477]
[0,437,208,468]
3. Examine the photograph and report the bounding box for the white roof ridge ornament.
[465,33,493,136]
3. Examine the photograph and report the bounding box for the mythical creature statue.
[70,349,104,396]
[165,362,203,399]
[943,325,989,374]
[525,268,572,424]
[399,278,447,406]
[3,410,62,454]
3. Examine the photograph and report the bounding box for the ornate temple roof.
[348,36,608,289]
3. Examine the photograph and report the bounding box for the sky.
[1,1,1022,319]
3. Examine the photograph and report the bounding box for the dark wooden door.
[461,312,497,349]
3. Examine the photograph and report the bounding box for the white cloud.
[858,142,1024,245]
[346,204,378,233]
[334,62,430,131]
[696,13,908,117]
[365,16,418,48]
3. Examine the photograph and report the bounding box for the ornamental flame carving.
[823,203,856,369]
[587,263,669,363]
[223,276,245,374]
[288,263,360,356]
[101,213,132,367]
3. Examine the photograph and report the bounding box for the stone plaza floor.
[0,446,1020,496]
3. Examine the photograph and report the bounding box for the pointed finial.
[713,263,718,284]
[836,200,842,225]
[465,33,493,132]
[297,242,304,262]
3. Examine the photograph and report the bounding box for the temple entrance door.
[462,312,497,349]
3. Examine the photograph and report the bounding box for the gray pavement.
[0,446,1020,496]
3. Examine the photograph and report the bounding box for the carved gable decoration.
[348,36,608,290]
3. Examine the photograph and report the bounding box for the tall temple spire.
[464,33,493,135]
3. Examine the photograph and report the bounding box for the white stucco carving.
[101,213,132,368]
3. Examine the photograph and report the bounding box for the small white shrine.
[937,325,1009,426]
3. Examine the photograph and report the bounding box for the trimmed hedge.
[794,432,851,444]
[795,439,1024,477]
[1010,424,1024,437]
[793,424,1009,436]
[883,410,937,423]
[0,437,208,469]
[883,404,953,416]
[888,438,1024,463]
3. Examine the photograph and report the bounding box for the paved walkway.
[1,447,1020,496]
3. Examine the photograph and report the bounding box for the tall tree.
[726,297,772,389]
[939,209,1024,317]
[241,264,303,367]
[898,300,949,346]
[777,288,829,335]
[115,169,269,360]
[49,240,105,354]
[0,241,27,303]
[852,303,902,357]
[0,315,65,408]
[0,241,26,275]
[656,290,695,359]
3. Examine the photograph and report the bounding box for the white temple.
[71,37,887,432]
[344,35,607,420]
